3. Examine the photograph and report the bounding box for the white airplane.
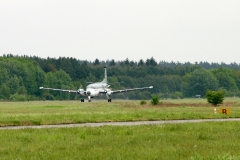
[39,66,153,102]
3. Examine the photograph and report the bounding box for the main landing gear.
[80,99,91,102]
[80,98,111,102]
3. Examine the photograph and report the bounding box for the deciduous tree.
[206,90,225,106]
[182,69,218,97]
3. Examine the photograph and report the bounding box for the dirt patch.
[159,102,237,107]
[124,101,238,108]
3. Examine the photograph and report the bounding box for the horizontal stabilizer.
[108,81,124,85]
[86,82,94,84]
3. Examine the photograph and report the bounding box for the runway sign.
[220,108,230,114]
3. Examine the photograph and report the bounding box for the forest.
[1,54,240,101]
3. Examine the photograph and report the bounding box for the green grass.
[1,98,240,126]
[1,122,240,159]
[1,98,240,159]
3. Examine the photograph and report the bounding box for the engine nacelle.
[107,91,112,96]
[106,89,112,96]
[77,89,85,96]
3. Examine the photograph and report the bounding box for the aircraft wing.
[111,86,153,94]
[39,87,79,93]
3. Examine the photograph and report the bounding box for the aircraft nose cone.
[87,91,91,95]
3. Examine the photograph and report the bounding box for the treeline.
[1,54,240,101]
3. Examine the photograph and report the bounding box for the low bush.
[140,100,147,105]
[151,94,159,105]
[10,94,27,101]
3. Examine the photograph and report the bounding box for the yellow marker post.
[220,108,230,114]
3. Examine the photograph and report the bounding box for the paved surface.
[1,118,240,130]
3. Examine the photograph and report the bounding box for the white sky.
[1,0,240,64]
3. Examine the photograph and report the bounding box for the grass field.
[1,122,240,159]
[1,98,240,159]
[0,98,240,127]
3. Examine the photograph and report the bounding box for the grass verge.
[1,98,240,126]
[0,122,240,159]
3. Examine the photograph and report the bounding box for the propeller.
[77,89,85,94]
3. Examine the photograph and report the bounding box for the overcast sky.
[1,0,240,64]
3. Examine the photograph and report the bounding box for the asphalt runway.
[1,118,240,130]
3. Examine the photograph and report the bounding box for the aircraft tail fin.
[102,66,107,83]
